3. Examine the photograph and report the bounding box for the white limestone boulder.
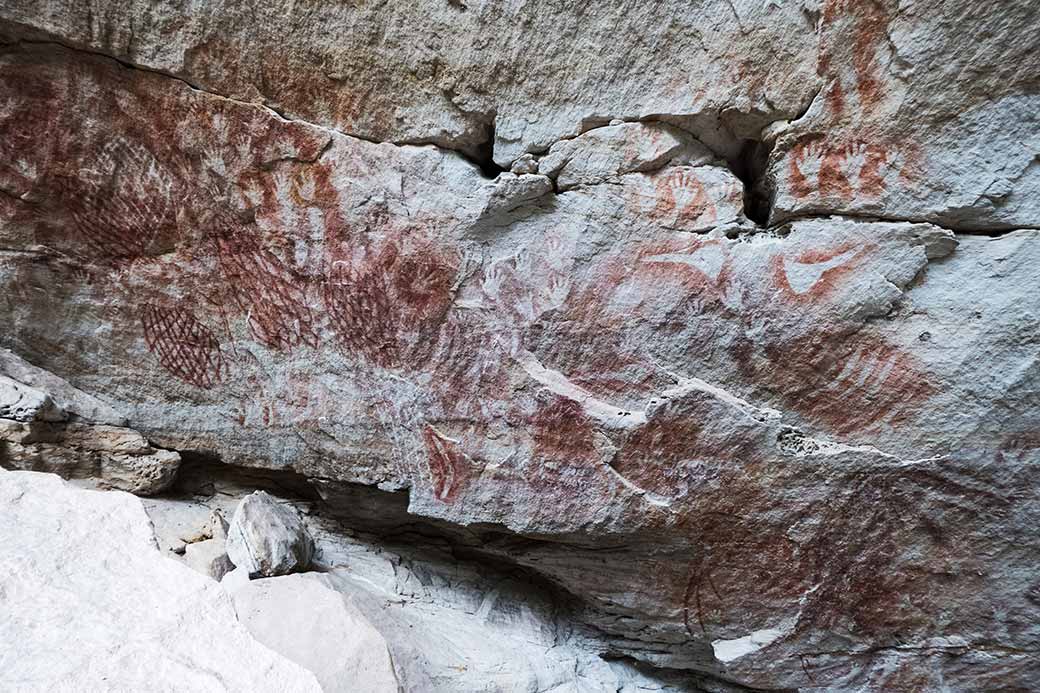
[185,538,235,581]
[0,469,321,692]
[229,573,398,693]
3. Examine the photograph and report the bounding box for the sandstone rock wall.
[1,2,1038,690]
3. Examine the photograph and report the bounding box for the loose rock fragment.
[184,538,235,581]
[226,491,314,578]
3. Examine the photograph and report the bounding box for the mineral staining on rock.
[765,0,1040,230]
[1,1,1039,690]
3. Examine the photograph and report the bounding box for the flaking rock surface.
[1,3,1039,691]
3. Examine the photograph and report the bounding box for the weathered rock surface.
[1,347,126,425]
[1,3,1039,691]
[0,416,181,495]
[141,476,732,693]
[0,0,821,165]
[226,490,314,577]
[0,469,321,691]
[0,356,178,493]
[3,0,1037,228]
[0,373,65,422]
[539,121,716,191]
[764,1,1040,230]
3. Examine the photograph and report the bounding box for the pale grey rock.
[540,121,714,191]
[221,566,251,590]
[179,509,230,545]
[4,0,1036,228]
[0,469,321,692]
[226,491,314,578]
[184,537,235,581]
[143,494,239,557]
[0,10,1039,691]
[0,0,821,165]
[0,348,126,425]
[139,486,721,692]
[229,574,398,693]
[763,1,1040,230]
[0,375,64,422]
[479,172,554,219]
[509,153,539,176]
[209,508,230,539]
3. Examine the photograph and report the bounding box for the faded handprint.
[201,145,228,178]
[513,294,536,321]
[842,142,869,191]
[534,273,571,314]
[541,233,573,271]
[514,247,535,276]
[667,169,703,211]
[403,259,444,298]
[876,149,905,182]
[793,141,825,190]
[481,260,510,299]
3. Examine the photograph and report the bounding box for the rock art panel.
[1,27,1039,693]
[141,303,228,389]
[766,0,1040,229]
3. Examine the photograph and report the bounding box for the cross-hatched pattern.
[214,225,319,352]
[70,137,178,265]
[323,237,457,368]
[141,303,226,389]
[323,252,399,366]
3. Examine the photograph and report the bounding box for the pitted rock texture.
[1,4,1039,691]
[0,418,181,495]
[0,374,65,422]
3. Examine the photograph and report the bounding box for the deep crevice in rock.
[464,117,507,179]
[730,138,773,226]
[172,451,322,502]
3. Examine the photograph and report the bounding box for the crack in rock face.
[1,3,1039,691]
